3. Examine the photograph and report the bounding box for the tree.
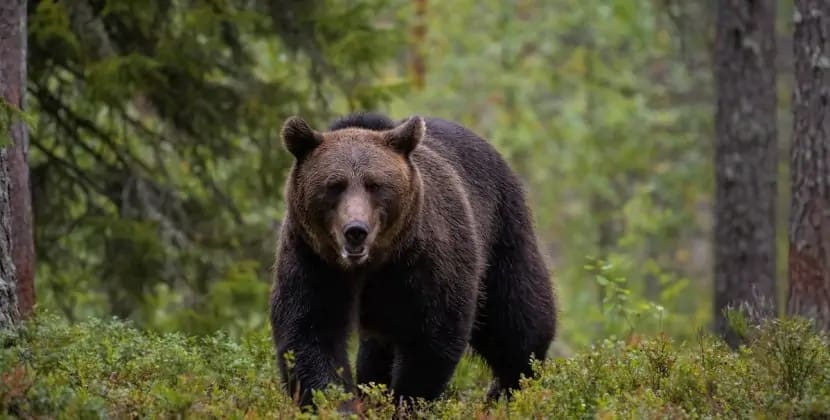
[787,0,830,330]
[6,0,34,319]
[25,0,403,331]
[0,0,27,327]
[0,156,16,328]
[713,0,778,347]
[410,0,427,90]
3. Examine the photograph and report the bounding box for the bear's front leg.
[356,337,395,387]
[391,337,468,403]
[274,331,353,408]
[381,256,479,405]
[271,242,356,408]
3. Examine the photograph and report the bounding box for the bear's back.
[327,113,517,205]
[418,118,519,249]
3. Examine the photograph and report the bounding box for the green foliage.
[386,0,713,349]
[513,318,830,419]
[19,0,784,370]
[28,0,405,333]
[588,258,668,338]
[25,0,718,352]
[0,98,37,147]
[553,258,708,351]
[138,260,270,336]
[14,3,821,418]
[2,313,828,419]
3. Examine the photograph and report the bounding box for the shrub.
[1,313,828,419]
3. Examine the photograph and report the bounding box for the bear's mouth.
[340,246,369,264]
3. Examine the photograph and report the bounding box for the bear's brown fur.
[270,112,556,408]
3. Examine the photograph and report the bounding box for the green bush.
[1,313,828,419]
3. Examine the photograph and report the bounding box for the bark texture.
[411,0,427,90]
[0,0,33,318]
[787,0,830,330]
[0,149,17,328]
[0,0,25,327]
[713,0,778,347]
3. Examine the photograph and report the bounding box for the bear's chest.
[357,277,424,339]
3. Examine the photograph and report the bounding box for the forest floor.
[1,314,829,419]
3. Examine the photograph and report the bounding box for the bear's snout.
[339,220,371,265]
[343,221,369,249]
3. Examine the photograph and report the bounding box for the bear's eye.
[365,182,381,193]
[326,180,347,194]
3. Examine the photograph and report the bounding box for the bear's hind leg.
[356,337,394,389]
[470,222,556,400]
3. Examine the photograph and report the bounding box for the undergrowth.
[1,313,828,419]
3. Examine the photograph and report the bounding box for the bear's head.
[281,115,425,270]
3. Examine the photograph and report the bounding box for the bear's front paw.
[337,397,363,416]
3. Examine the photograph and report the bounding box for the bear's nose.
[343,221,369,247]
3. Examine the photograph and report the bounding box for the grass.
[1,313,829,419]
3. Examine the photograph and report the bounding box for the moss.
[1,313,828,419]
[0,98,36,147]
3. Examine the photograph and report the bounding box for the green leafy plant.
[2,312,828,419]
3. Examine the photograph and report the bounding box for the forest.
[0,0,829,418]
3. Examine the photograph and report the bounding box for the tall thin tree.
[0,0,28,326]
[713,0,778,347]
[0,150,16,328]
[411,0,427,90]
[787,0,830,330]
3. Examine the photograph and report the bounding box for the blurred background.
[26,0,795,352]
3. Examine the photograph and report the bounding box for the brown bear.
[270,112,557,408]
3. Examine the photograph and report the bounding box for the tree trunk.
[713,0,778,347]
[0,149,17,328]
[787,0,830,330]
[410,0,427,90]
[0,0,33,319]
[0,0,26,328]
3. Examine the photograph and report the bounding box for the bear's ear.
[384,116,424,157]
[282,116,323,160]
